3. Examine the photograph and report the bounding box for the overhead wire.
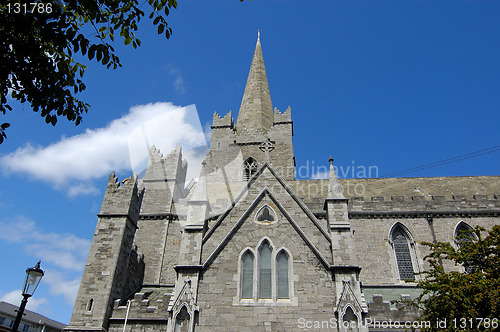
[381,145,500,178]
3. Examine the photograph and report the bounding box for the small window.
[276,250,289,299]
[455,222,477,274]
[241,251,254,299]
[255,205,276,224]
[259,241,272,299]
[174,306,190,332]
[455,222,476,246]
[342,307,359,332]
[243,158,258,181]
[86,298,93,312]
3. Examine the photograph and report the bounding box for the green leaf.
[88,46,96,60]
[124,37,132,45]
[158,24,164,34]
[153,16,160,25]
[102,52,110,65]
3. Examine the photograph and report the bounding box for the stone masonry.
[65,35,500,332]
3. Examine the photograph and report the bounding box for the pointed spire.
[235,31,273,133]
[327,156,346,199]
[189,161,208,202]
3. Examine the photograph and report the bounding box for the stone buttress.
[324,157,368,331]
[65,173,144,332]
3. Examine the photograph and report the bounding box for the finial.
[258,29,260,41]
[329,156,334,165]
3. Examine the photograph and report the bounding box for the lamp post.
[11,261,44,332]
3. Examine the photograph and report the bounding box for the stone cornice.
[348,209,500,219]
[139,213,178,220]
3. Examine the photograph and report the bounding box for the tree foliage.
[0,0,178,144]
[416,225,500,331]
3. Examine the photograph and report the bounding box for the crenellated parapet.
[141,145,188,213]
[273,106,292,124]
[100,171,144,221]
[348,194,500,219]
[111,287,174,321]
[212,110,234,128]
[366,294,421,323]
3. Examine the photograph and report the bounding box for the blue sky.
[1,0,499,325]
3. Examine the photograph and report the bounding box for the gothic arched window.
[243,157,258,181]
[239,240,293,303]
[276,250,289,299]
[241,251,254,299]
[455,222,477,274]
[342,306,360,332]
[258,241,272,298]
[255,205,277,224]
[390,224,416,281]
[455,221,477,247]
[174,305,190,332]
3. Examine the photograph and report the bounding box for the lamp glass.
[22,264,44,297]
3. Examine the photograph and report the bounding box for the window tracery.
[390,223,417,281]
[243,157,258,181]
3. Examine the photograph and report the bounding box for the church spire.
[235,31,273,133]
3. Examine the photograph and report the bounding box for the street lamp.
[11,261,44,332]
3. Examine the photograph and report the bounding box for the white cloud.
[0,217,88,310]
[1,103,208,195]
[1,290,49,311]
[0,217,91,271]
[67,182,100,197]
[42,271,81,305]
[203,121,212,146]
[166,65,186,94]
[174,76,186,94]
[311,170,330,180]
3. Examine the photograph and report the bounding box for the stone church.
[65,36,500,331]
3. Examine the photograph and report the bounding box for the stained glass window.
[259,242,272,298]
[393,228,415,281]
[455,222,476,274]
[277,250,289,299]
[241,251,254,299]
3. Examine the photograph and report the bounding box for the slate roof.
[0,301,66,330]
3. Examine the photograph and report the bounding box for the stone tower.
[65,173,144,331]
[205,33,295,186]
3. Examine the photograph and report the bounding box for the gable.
[201,164,333,270]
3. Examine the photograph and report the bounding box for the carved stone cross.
[260,138,275,164]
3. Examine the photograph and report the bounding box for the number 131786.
[6,2,53,14]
